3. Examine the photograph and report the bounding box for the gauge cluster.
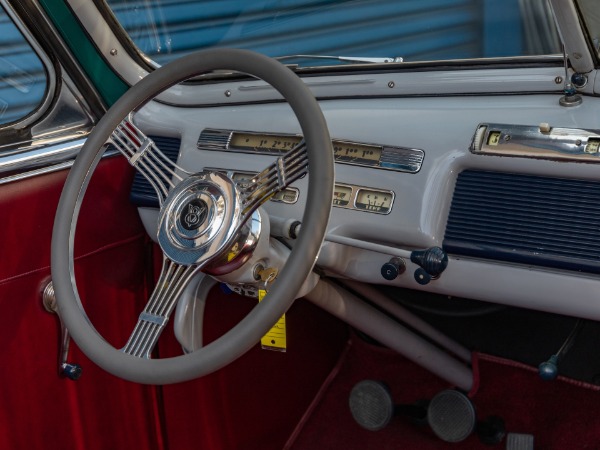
[334,184,394,214]
[210,168,394,214]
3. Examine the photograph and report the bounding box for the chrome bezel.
[471,123,600,162]
[198,128,424,174]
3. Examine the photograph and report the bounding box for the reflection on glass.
[0,5,47,125]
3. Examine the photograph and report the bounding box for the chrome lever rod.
[42,281,82,380]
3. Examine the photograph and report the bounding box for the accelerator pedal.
[427,389,476,443]
[349,380,394,431]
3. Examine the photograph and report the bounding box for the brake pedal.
[427,389,476,443]
[349,380,394,431]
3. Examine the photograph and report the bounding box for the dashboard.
[132,88,600,321]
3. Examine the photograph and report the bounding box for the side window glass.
[0,5,47,125]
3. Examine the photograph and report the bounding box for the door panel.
[0,156,165,450]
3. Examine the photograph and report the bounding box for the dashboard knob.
[410,247,448,277]
[380,257,405,281]
[414,268,432,285]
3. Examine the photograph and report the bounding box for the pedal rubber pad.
[349,380,394,431]
[427,389,476,442]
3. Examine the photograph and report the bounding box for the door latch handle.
[42,281,82,381]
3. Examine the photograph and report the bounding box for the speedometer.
[198,128,424,173]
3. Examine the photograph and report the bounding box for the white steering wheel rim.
[51,49,334,384]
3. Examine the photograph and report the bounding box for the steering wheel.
[51,49,334,384]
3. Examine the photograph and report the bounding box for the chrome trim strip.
[238,79,376,90]
[471,123,600,161]
[0,161,74,186]
[0,0,56,130]
[0,138,85,175]
[0,138,123,185]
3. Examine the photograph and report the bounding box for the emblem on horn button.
[181,199,209,230]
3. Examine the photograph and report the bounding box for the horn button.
[157,172,244,266]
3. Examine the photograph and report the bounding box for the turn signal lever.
[410,247,448,285]
[42,281,82,381]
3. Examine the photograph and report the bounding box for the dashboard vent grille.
[444,170,600,273]
[129,135,181,208]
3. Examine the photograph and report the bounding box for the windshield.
[106,0,561,68]
[576,0,600,59]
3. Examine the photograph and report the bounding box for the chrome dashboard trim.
[198,128,424,173]
[471,123,600,161]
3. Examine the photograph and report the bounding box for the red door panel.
[0,156,164,450]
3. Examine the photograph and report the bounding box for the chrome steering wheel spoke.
[109,114,189,206]
[238,140,308,221]
[122,256,200,358]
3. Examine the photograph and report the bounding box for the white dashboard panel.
[134,91,600,319]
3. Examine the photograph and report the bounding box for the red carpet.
[287,334,600,449]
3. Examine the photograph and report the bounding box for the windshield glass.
[576,0,600,59]
[106,0,561,68]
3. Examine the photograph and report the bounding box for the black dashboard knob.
[414,268,432,285]
[410,247,448,277]
[381,257,405,280]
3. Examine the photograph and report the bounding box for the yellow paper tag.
[258,289,287,352]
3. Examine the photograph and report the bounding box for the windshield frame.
[91,0,569,77]
[63,0,598,106]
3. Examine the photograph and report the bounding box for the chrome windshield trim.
[0,0,56,129]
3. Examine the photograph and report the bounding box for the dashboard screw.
[109,48,118,56]
[554,76,563,84]
[387,81,395,88]
[225,90,232,97]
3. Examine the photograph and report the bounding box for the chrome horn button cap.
[157,172,242,266]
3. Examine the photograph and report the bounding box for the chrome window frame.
[0,0,56,130]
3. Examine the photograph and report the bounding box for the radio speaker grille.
[443,170,600,273]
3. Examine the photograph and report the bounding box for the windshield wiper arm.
[275,54,403,64]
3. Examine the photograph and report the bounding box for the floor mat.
[287,335,600,449]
